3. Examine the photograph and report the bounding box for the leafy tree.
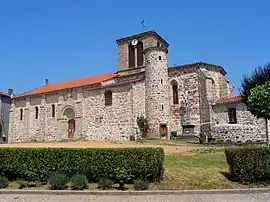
[136,116,149,139]
[241,62,270,145]
[247,82,270,145]
[241,62,270,103]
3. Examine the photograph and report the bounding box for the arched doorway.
[62,107,76,139]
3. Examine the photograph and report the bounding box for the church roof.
[0,92,10,97]
[215,95,243,105]
[15,73,118,99]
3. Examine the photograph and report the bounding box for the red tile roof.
[0,92,10,97]
[15,73,118,99]
[215,95,243,105]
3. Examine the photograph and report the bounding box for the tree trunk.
[266,118,269,146]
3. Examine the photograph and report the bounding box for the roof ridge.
[15,72,118,99]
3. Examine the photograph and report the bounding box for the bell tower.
[116,30,169,76]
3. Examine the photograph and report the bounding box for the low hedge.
[0,147,164,183]
[225,146,270,183]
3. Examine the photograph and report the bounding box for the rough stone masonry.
[8,30,264,143]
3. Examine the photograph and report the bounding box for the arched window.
[52,104,55,117]
[128,43,135,68]
[137,41,144,66]
[35,106,39,119]
[172,81,179,105]
[20,109,23,120]
[105,90,112,106]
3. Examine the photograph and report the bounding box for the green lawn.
[158,148,270,190]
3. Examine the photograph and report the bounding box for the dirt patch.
[0,141,196,154]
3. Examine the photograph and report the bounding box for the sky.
[0,0,269,95]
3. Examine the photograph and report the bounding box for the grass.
[134,139,205,147]
[158,148,270,190]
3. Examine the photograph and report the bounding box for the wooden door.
[160,125,167,137]
[68,119,75,138]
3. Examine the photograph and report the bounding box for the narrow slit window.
[35,106,39,119]
[20,109,23,120]
[159,56,162,60]
[52,104,55,117]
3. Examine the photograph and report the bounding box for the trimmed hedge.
[0,147,164,183]
[225,146,270,183]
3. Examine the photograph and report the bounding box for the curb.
[0,188,270,196]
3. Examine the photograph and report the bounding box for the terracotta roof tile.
[15,73,118,98]
[215,95,243,105]
[0,92,10,97]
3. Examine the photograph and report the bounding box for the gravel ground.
[1,193,270,202]
[0,141,195,154]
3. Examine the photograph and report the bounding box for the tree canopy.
[241,62,270,104]
[247,82,270,120]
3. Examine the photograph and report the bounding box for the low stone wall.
[212,124,266,143]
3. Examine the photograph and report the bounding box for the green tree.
[241,62,270,145]
[247,82,270,145]
[136,116,149,139]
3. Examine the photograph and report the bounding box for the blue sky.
[0,0,269,95]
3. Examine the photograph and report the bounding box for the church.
[8,30,266,143]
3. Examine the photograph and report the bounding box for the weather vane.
[141,20,146,30]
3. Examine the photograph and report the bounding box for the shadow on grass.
[220,171,238,182]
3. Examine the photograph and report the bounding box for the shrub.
[17,180,27,189]
[98,178,114,190]
[70,174,88,190]
[133,179,149,190]
[170,131,177,139]
[225,147,270,183]
[0,147,164,183]
[110,167,134,189]
[0,176,9,189]
[48,172,69,190]
[137,116,149,138]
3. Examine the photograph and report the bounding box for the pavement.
[1,193,270,202]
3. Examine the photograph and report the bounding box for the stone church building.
[8,30,267,143]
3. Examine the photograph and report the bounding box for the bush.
[48,172,69,190]
[0,148,164,183]
[70,174,88,190]
[98,178,114,190]
[133,179,149,190]
[170,131,177,139]
[17,180,27,189]
[225,147,270,183]
[0,176,9,189]
[110,167,134,189]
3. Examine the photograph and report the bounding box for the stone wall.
[168,69,200,135]
[9,81,143,143]
[145,47,170,138]
[212,102,266,143]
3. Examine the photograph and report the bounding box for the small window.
[52,104,55,117]
[161,104,164,110]
[172,81,179,104]
[20,109,23,120]
[228,108,237,124]
[161,79,163,84]
[35,106,39,119]
[157,41,160,47]
[105,90,112,106]
[159,56,162,60]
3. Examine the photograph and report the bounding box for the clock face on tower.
[131,39,138,46]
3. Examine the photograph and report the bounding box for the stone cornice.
[116,30,169,47]
[144,46,168,54]
[169,62,227,76]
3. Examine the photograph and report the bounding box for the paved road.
[1,193,270,202]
